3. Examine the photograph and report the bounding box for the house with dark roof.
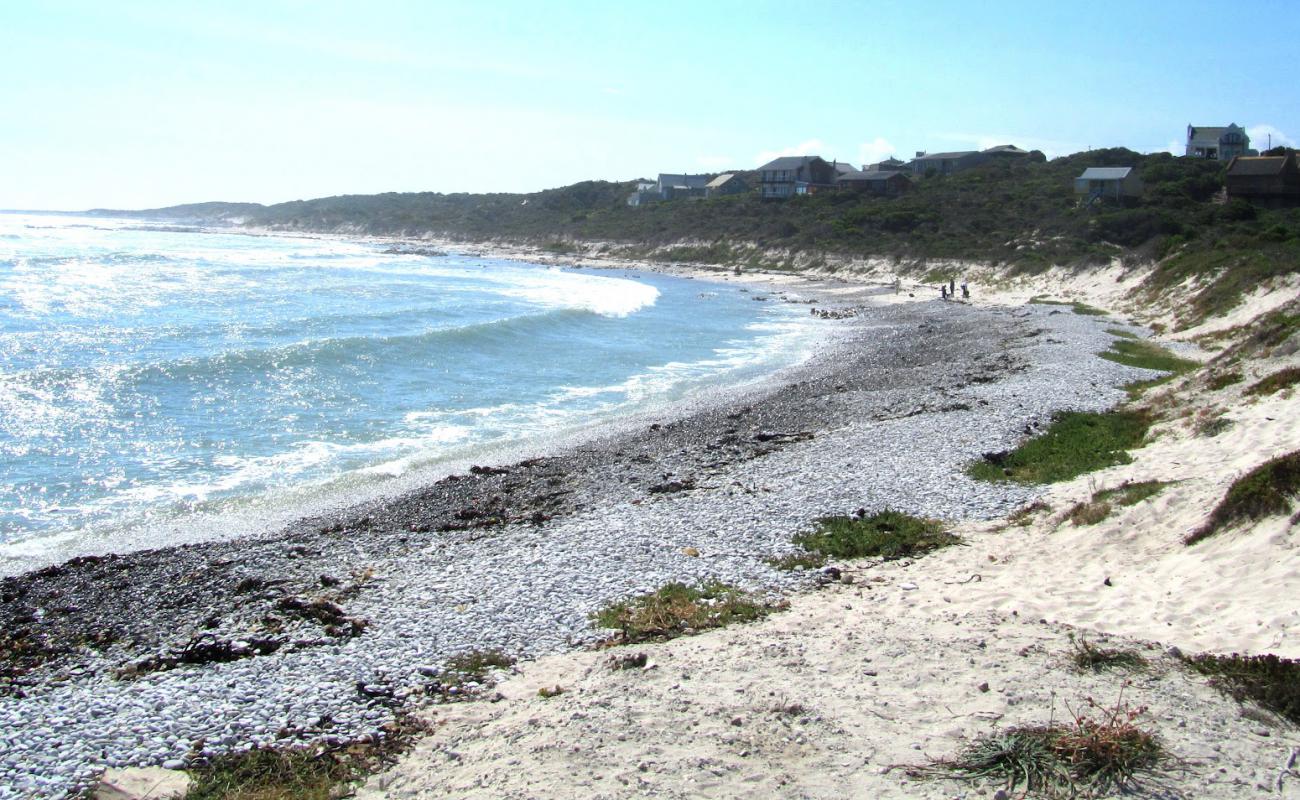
[907,144,1032,177]
[837,170,912,197]
[704,173,749,198]
[864,157,908,172]
[1073,167,1144,202]
[626,173,713,206]
[757,156,836,199]
[1185,123,1254,161]
[1226,152,1300,206]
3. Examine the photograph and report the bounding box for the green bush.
[1187,451,1300,544]
[970,411,1151,484]
[793,510,957,560]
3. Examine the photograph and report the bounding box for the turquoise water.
[0,214,823,566]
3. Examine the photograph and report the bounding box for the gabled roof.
[832,162,861,176]
[982,144,1031,155]
[758,155,825,171]
[705,173,741,188]
[1226,156,1290,176]
[911,150,978,162]
[1077,167,1133,181]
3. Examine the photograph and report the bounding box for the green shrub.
[793,510,957,560]
[1245,366,1300,397]
[1184,652,1300,724]
[970,411,1151,484]
[1187,450,1300,543]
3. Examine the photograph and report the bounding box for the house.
[757,156,837,199]
[865,157,909,172]
[626,173,712,206]
[908,144,1033,176]
[1073,167,1144,202]
[704,173,749,198]
[1185,123,1254,161]
[837,170,912,196]
[1226,152,1300,206]
[908,150,982,176]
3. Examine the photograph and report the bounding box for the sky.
[2,0,1298,210]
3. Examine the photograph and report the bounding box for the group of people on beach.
[940,277,970,301]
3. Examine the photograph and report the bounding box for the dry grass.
[592,582,780,645]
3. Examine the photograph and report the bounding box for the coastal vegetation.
[969,410,1151,484]
[592,581,779,644]
[1065,480,1170,526]
[182,716,428,800]
[1245,366,1300,396]
[792,510,958,561]
[1068,634,1149,672]
[1185,450,1300,544]
[927,695,1164,798]
[1183,652,1300,725]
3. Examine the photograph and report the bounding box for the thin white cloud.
[857,137,896,167]
[1247,124,1295,151]
[754,139,826,165]
[1164,139,1184,156]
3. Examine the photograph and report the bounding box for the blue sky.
[2,0,1297,210]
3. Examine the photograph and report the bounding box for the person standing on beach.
[961,280,970,299]
[949,277,955,296]
[941,285,948,300]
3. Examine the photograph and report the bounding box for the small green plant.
[1207,371,1243,390]
[1105,328,1139,340]
[1030,297,1109,316]
[537,685,565,698]
[432,648,516,694]
[1195,414,1234,438]
[1186,450,1300,544]
[592,581,778,644]
[765,551,827,571]
[1245,366,1300,397]
[1100,339,1199,374]
[1183,652,1300,725]
[1069,634,1148,672]
[969,411,1151,484]
[926,695,1163,798]
[793,510,958,561]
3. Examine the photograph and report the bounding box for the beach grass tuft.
[1069,634,1148,672]
[1183,652,1300,725]
[1186,450,1300,544]
[593,581,779,645]
[184,717,428,800]
[793,510,958,561]
[1206,371,1243,391]
[1245,366,1300,397]
[969,411,1151,485]
[1067,480,1170,526]
[927,695,1163,798]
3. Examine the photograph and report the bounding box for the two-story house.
[1185,124,1253,161]
[626,173,713,206]
[756,156,837,199]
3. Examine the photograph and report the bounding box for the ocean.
[0,213,825,573]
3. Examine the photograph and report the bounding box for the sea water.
[0,213,824,573]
